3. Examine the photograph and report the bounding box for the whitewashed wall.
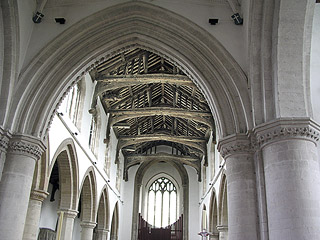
[19,1,247,74]
[38,72,122,239]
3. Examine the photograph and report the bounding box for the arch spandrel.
[10,1,252,139]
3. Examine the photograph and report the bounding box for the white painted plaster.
[39,184,60,231]
[17,0,35,71]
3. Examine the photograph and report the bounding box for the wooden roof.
[90,48,214,181]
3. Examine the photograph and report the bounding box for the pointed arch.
[48,138,79,211]
[96,185,110,231]
[218,173,228,227]
[209,190,219,237]
[0,0,19,126]
[79,167,97,223]
[133,159,189,239]
[11,1,252,140]
[110,202,120,240]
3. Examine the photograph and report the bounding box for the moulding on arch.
[0,128,11,152]
[253,118,320,147]
[13,1,252,143]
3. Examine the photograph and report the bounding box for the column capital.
[58,209,78,219]
[0,128,11,152]
[217,134,253,159]
[253,118,320,148]
[7,134,46,160]
[96,228,109,233]
[216,225,228,232]
[30,189,49,202]
[80,221,97,229]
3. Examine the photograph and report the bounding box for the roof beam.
[109,107,213,127]
[96,74,195,90]
[123,152,201,181]
[118,134,206,153]
[126,152,200,164]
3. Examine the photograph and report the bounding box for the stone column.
[0,128,10,181]
[95,228,109,240]
[254,118,320,239]
[0,134,45,240]
[218,134,259,240]
[209,233,219,240]
[216,225,228,240]
[22,190,49,240]
[80,221,96,240]
[56,209,78,240]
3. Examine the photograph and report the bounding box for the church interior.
[0,1,320,240]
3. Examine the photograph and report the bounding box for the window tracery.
[146,177,177,228]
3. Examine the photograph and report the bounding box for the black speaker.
[209,19,219,25]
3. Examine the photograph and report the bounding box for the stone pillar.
[255,119,320,239]
[56,209,78,240]
[209,233,219,240]
[96,228,109,240]
[80,221,96,240]
[0,135,45,240]
[22,190,49,240]
[218,134,259,240]
[216,225,228,240]
[0,128,10,181]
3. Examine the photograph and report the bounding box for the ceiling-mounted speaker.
[209,19,219,25]
[55,18,66,24]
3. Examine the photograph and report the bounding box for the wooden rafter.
[96,74,195,89]
[118,134,206,153]
[109,107,213,127]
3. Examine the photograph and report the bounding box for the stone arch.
[143,172,181,225]
[11,1,252,140]
[0,0,19,126]
[96,185,110,231]
[110,202,119,240]
[48,138,79,211]
[31,141,49,191]
[209,190,219,237]
[218,173,228,227]
[133,159,189,239]
[79,167,97,223]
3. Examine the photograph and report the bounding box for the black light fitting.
[231,13,243,25]
[32,11,44,23]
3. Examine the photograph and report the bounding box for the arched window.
[65,83,81,125]
[89,116,97,154]
[147,177,177,228]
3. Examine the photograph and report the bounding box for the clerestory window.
[88,116,97,154]
[147,177,177,228]
[65,84,80,125]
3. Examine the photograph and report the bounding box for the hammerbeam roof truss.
[91,48,214,181]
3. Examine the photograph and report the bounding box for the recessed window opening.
[65,84,80,125]
[147,177,177,228]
